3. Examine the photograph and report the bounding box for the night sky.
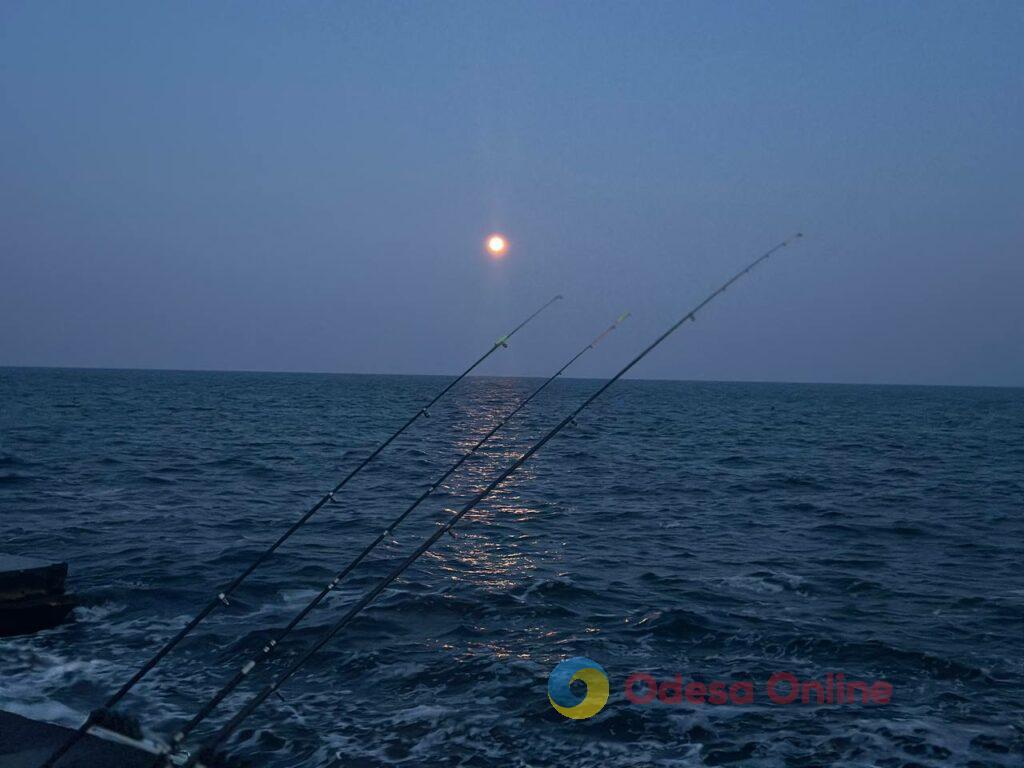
[2,2,1021,385]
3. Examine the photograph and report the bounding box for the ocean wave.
[2,372,1021,767]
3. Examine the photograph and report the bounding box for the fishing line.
[184,234,803,766]
[41,294,562,768]
[156,312,630,760]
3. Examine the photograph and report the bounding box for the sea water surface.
[1,368,1022,767]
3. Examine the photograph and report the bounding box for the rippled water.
[1,368,1022,767]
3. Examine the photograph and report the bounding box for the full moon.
[486,234,508,257]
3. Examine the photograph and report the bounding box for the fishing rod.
[185,234,802,766]
[42,294,562,768]
[157,311,630,762]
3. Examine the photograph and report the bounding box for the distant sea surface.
[1,368,1022,767]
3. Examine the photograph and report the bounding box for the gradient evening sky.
[1,2,1021,386]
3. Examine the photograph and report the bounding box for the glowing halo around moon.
[486,233,509,258]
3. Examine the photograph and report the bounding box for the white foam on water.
[2,699,81,727]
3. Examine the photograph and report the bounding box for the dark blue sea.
[1,368,1022,767]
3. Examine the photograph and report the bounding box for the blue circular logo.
[547,656,609,719]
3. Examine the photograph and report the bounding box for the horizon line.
[0,364,1019,391]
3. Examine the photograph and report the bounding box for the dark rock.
[0,553,77,637]
[0,709,154,768]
